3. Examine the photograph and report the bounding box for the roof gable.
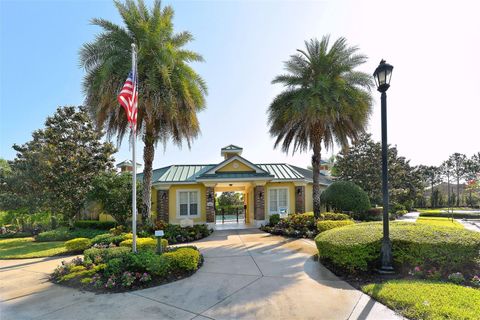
[206,155,267,174]
[216,159,255,173]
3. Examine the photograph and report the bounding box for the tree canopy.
[268,35,372,217]
[89,171,142,226]
[80,0,207,223]
[333,134,423,208]
[0,106,115,222]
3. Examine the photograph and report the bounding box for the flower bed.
[156,222,213,244]
[260,212,353,239]
[50,245,203,293]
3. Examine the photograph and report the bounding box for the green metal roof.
[139,161,331,185]
[197,171,274,180]
[257,164,304,180]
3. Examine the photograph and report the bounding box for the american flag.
[118,70,138,130]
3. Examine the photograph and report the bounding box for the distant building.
[116,160,142,173]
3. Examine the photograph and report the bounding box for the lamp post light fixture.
[373,59,394,273]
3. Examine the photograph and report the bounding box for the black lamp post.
[373,59,394,273]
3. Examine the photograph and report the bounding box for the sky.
[1,0,479,172]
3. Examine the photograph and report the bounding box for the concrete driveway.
[0,229,402,320]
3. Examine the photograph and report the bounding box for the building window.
[269,187,288,216]
[178,190,199,217]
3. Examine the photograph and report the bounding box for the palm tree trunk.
[141,128,155,225]
[312,141,322,218]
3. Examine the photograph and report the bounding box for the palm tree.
[268,36,372,217]
[80,0,207,223]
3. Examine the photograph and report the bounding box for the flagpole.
[131,43,137,254]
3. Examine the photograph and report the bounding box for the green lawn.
[416,216,464,229]
[362,280,480,320]
[0,237,70,259]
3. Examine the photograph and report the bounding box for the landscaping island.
[50,245,203,293]
[315,222,480,320]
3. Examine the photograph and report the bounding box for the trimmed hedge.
[90,233,130,246]
[36,227,105,241]
[74,220,116,230]
[420,211,480,219]
[317,220,354,233]
[65,238,91,252]
[315,222,480,274]
[119,238,168,251]
[320,181,371,213]
[320,212,350,220]
[84,246,131,264]
[163,247,200,271]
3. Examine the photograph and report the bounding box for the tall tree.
[417,165,441,208]
[3,106,115,221]
[448,153,467,206]
[465,153,480,207]
[80,0,207,224]
[333,134,423,208]
[441,159,454,211]
[268,36,372,217]
[89,172,142,226]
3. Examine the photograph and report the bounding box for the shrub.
[317,220,354,233]
[0,211,59,233]
[354,207,383,221]
[83,246,131,264]
[161,223,212,244]
[65,238,91,252]
[261,213,317,238]
[74,220,116,230]
[123,250,158,273]
[448,272,465,284]
[0,231,32,239]
[320,181,370,214]
[320,212,350,220]
[146,255,172,277]
[104,258,124,277]
[109,225,125,235]
[119,238,167,251]
[269,214,280,226]
[36,227,105,241]
[90,233,129,246]
[163,247,200,271]
[315,222,480,274]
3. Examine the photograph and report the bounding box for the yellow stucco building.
[135,145,331,227]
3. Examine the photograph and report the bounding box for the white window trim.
[176,189,200,218]
[267,187,289,217]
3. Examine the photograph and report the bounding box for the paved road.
[0,229,402,320]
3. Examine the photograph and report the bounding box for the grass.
[418,207,479,213]
[417,208,445,214]
[0,237,70,259]
[416,216,464,229]
[362,280,480,320]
